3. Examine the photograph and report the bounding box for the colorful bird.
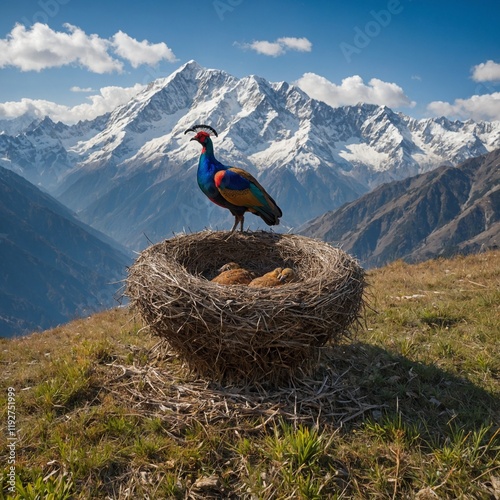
[211,262,255,285]
[184,124,282,232]
[248,267,283,288]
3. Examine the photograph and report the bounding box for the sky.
[0,0,499,125]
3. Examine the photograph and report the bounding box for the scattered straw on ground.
[102,341,381,432]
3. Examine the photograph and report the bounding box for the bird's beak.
[190,137,197,142]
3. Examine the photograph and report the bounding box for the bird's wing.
[231,168,283,219]
[215,167,282,208]
[214,168,267,208]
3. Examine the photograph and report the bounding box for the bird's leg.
[230,214,245,233]
[230,216,239,233]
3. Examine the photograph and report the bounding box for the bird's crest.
[184,124,218,137]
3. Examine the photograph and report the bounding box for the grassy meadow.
[1,250,499,499]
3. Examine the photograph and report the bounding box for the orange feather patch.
[220,188,264,207]
[214,170,265,207]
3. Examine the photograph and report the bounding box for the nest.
[125,230,365,384]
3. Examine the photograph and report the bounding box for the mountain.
[0,61,499,249]
[0,113,40,136]
[0,114,109,192]
[0,166,131,337]
[298,149,500,268]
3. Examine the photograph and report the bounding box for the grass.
[1,250,499,499]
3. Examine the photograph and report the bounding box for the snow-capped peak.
[0,61,498,249]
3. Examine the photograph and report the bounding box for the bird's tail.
[253,193,283,226]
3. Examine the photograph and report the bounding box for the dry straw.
[126,230,365,385]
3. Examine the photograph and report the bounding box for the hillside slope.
[1,250,498,498]
[0,167,131,337]
[299,149,500,268]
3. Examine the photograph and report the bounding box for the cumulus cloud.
[240,36,312,57]
[0,23,177,73]
[246,40,284,57]
[277,37,312,52]
[472,60,500,83]
[0,83,146,124]
[112,31,177,67]
[427,93,500,121]
[296,73,415,108]
[0,23,120,73]
[70,86,94,93]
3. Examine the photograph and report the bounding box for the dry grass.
[0,249,499,499]
[126,231,365,384]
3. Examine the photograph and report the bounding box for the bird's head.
[190,131,211,146]
[184,124,218,150]
[269,267,283,278]
[218,262,241,272]
[279,268,297,283]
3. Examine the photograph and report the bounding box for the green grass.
[1,250,499,499]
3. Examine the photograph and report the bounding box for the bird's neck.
[201,139,215,158]
[199,140,223,174]
[198,137,228,188]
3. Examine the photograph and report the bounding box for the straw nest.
[125,230,365,384]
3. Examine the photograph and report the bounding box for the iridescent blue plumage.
[186,125,282,232]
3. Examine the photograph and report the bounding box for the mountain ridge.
[298,149,500,268]
[0,166,131,337]
[0,61,499,249]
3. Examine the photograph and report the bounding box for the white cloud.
[277,37,312,52]
[0,83,146,124]
[0,23,121,73]
[472,60,500,83]
[247,40,284,57]
[427,93,500,121]
[70,86,94,93]
[296,73,415,108]
[112,31,177,68]
[240,36,312,57]
[0,23,177,73]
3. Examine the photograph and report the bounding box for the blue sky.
[0,0,499,124]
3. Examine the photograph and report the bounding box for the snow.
[1,61,499,230]
[337,139,390,171]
